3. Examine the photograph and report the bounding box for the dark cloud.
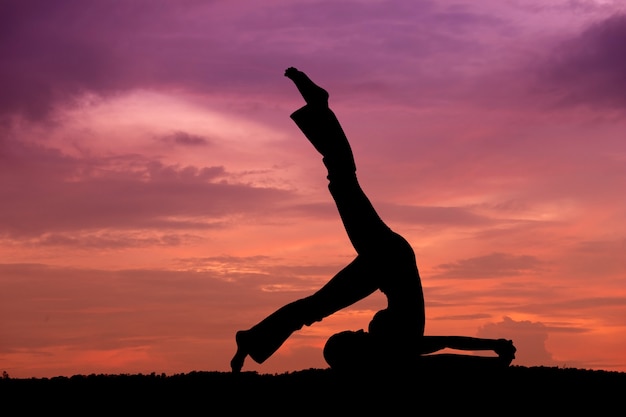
[35,231,205,250]
[0,0,519,122]
[537,13,626,109]
[160,131,211,146]
[0,137,295,238]
[0,0,229,121]
[433,252,545,279]
[1,0,143,120]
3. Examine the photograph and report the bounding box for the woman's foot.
[495,339,516,365]
[230,330,250,373]
[284,67,329,107]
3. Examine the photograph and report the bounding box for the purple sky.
[1,0,625,377]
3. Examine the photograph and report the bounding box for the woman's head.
[323,329,373,372]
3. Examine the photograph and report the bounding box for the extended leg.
[286,67,356,179]
[231,256,379,372]
[286,70,395,255]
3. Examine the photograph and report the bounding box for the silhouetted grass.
[2,365,624,414]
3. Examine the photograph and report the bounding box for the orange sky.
[2,0,626,378]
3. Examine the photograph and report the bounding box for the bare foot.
[284,67,329,107]
[495,339,516,365]
[230,330,249,373]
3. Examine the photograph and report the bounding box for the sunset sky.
[2,0,626,378]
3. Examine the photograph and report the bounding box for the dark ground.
[2,364,624,415]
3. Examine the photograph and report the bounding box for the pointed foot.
[284,67,329,107]
[230,330,249,373]
[495,339,516,366]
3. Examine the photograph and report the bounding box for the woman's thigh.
[308,256,380,316]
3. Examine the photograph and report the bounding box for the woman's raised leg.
[231,255,379,372]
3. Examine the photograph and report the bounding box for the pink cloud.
[477,317,561,367]
[0,136,297,238]
[159,131,211,147]
[0,0,533,122]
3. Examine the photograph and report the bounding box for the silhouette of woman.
[230,68,516,373]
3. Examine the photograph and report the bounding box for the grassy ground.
[2,365,624,414]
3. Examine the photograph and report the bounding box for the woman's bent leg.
[231,256,379,372]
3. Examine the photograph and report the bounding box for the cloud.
[0,0,229,121]
[523,297,626,314]
[0,257,337,355]
[430,313,492,321]
[1,0,137,120]
[477,316,561,367]
[174,255,341,279]
[433,252,545,279]
[379,203,492,227]
[287,201,493,227]
[34,231,201,250]
[0,0,520,122]
[0,261,253,371]
[3,0,623,129]
[536,13,626,109]
[0,137,295,238]
[160,131,211,147]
